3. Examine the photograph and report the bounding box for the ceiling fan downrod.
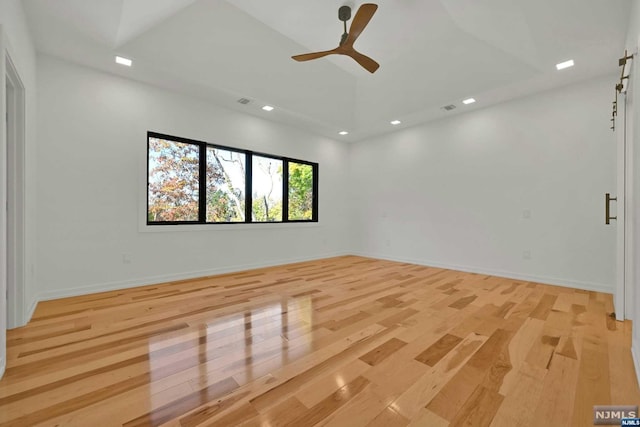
[339,6,351,46]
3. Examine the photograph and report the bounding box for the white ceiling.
[23,0,632,141]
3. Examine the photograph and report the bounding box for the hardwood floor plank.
[608,322,640,406]
[286,376,370,426]
[448,295,477,310]
[467,329,511,371]
[378,308,420,328]
[490,363,546,427]
[449,385,504,427]
[524,329,561,370]
[244,396,308,426]
[248,323,395,412]
[408,409,450,427]
[193,402,259,427]
[534,353,580,427]
[529,294,558,321]
[571,339,612,427]
[310,385,387,427]
[425,364,484,421]
[360,338,408,366]
[414,334,463,367]
[296,359,371,408]
[121,375,238,427]
[391,332,487,420]
[366,406,410,427]
[498,317,544,395]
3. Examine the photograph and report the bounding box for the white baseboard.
[36,251,351,302]
[633,339,640,391]
[24,297,38,324]
[352,252,614,294]
[0,357,5,381]
[6,295,40,329]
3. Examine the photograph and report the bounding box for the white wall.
[350,75,616,292]
[0,0,38,378]
[35,55,350,300]
[625,0,640,390]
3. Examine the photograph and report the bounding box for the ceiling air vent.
[237,98,251,105]
[441,104,456,111]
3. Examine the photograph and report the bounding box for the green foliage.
[252,197,282,222]
[288,162,313,220]
[207,189,244,222]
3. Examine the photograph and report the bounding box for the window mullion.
[198,143,207,223]
[313,164,319,222]
[245,153,253,223]
[282,160,289,222]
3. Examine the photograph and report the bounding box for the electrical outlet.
[122,253,132,264]
[522,209,531,219]
[522,250,531,260]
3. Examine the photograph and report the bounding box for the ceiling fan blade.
[292,49,338,62]
[346,48,380,73]
[344,3,378,47]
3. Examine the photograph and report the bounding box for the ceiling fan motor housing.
[339,6,352,22]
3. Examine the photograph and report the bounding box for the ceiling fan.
[292,3,380,74]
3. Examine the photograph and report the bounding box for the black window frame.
[147,131,319,225]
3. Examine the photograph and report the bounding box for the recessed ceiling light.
[390,120,402,125]
[339,131,349,135]
[462,98,476,105]
[262,105,274,112]
[556,59,574,70]
[115,56,132,67]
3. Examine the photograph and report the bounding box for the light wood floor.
[0,256,638,426]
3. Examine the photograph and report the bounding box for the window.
[148,137,200,222]
[147,132,318,225]
[206,147,245,222]
[288,162,314,221]
[252,155,283,222]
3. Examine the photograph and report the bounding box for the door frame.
[5,49,26,329]
[0,26,28,379]
[0,27,5,380]
[615,89,627,321]
[624,88,635,323]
